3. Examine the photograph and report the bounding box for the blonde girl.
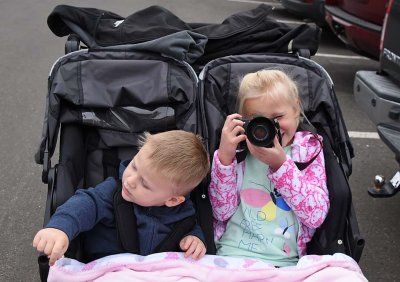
[209,69,329,267]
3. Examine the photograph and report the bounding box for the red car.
[325,0,387,59]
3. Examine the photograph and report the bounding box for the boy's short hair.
[138,130,210,195]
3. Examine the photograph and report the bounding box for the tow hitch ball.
[368,172,400,198]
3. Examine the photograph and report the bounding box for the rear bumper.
[281,0,325,25]
[354,70,400,156]
[325,5,381,59]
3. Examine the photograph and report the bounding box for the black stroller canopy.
[47,4,321,64]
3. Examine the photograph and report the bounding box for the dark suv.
[354,0,400,197]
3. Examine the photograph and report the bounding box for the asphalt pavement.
[0,1,399,281]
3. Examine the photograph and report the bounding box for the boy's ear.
[165,195,185,207]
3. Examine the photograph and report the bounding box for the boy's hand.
[32,228,69,266]
[179,235,206,260]
[218,113,246,165]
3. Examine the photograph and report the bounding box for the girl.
[209,69,329,267]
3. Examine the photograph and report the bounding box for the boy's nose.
[125,174,137,189]
[127,179,136,189]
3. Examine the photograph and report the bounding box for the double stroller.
[35,4,364,281]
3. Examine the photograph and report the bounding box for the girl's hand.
[218,114,247,165]
[246,137,287,171]
[179,235,206,260]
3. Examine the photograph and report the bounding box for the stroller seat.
[198,53,364,259]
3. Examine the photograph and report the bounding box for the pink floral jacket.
[209,131,329,256]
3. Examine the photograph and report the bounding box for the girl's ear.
[165,196,185,207]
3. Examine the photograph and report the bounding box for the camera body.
[242,116,282,147]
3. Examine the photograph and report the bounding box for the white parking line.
[348,131,380,139]
[314,53,371,60]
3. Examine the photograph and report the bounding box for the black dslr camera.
[242,116,282,147]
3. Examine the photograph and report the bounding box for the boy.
[33,130,210,266]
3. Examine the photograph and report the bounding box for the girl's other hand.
[246,137,287,171]
[218,113,246,165]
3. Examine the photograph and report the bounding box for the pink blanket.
[48,252,368,282]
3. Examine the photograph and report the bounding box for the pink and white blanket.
[48,252,368,282]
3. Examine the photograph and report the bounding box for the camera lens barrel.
[244,117,277,147]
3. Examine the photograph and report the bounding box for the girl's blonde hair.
[238,69,301,115]
[138,130,210,195]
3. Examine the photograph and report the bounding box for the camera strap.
[294,122,323,170]
[235,145,248,163]
[235,122,323,171]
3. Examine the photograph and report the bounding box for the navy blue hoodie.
[46,160,205,260]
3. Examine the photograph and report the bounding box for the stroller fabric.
[47,4,321,66]
[35,51,198,166]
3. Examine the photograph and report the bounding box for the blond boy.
[33,130,210,265]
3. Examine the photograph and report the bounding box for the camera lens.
[252,125,268,141]
[245,116,276,147]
